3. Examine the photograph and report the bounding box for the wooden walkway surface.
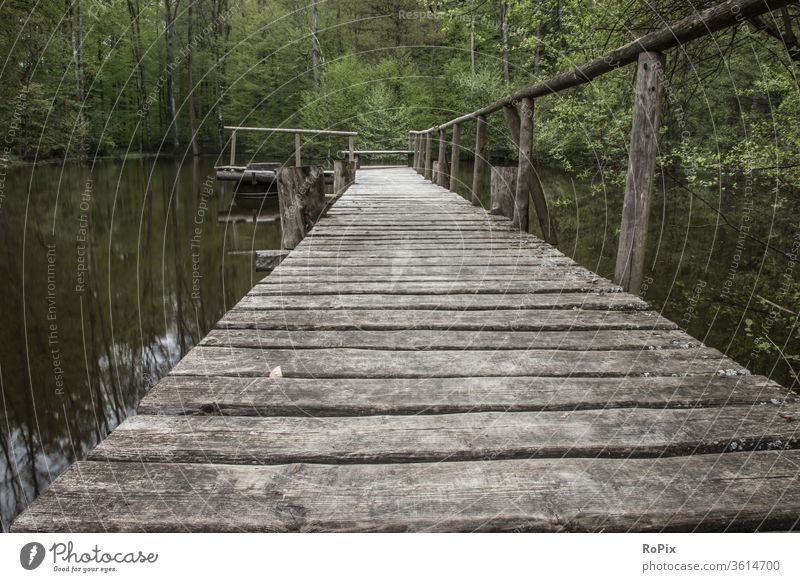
[13,167,800,532]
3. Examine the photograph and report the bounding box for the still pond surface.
[1,157,798,530]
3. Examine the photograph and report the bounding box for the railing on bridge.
[409,0,794,293]
[224,125,358,167]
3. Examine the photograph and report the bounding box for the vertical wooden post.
[294,133,302,167]
[614,51,665,293]
[437,127,449,187]
[512,98,533,232]
[471,115,488,206]
[449,123,460,192]
[415,135,422,173]
[277,165,326,249]
[490,166,516,219]
[333,159,354,196]
[503,105,521,148]
[424,132,433,180]
[348,135,355,162]
[513,98,557,244]
[229,130,237,166]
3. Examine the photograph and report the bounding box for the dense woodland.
[1,0,798,181]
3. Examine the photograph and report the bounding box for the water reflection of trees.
[1,157,276,531]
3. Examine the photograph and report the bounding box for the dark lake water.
[0,156,280,530]
[1,157,798,530]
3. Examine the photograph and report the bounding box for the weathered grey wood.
[424,132,432,180]
[90,404,800,465]
[171,346,737,378]
[138,374,792,417]
[200,328,698,351]
[471,115,488,206]
[14,452,800,532]
[254,250,290,272]
[237,292,640,311]
[431,161,439,184]
[333,160,355,196]
[277,166,326,250]
[503,104,521,147]
[512,98,533,232]
[490,166,516,219]
[251,280,622,295]
[437,127,449,187]
[449,123,460,192]
[614,51,665,293]
[273,265,579,277]
[218,308,675,332]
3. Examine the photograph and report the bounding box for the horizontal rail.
[338,150,413,155]
[414,0,794,133]
[225,126,358,137]
[225,126,357,166]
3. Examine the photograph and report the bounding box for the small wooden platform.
[13,167,800,532]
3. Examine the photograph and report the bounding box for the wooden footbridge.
[12,0,800,532]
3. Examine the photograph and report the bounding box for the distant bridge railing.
[409,0,794,293]
[224,126,358,167]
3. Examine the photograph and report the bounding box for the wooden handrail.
[225,126,357,136]
[225,126,358,167]
[412,0,794,134]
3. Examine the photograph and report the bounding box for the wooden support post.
[437,127,449,187]
[417,136,424,174]
[449,123,460,192]
[229,131,237,166]
[413,135,421,173]
[503,105,521,148]
[348,135,355,163]
[431,161,440,184]
[294,133,302,167]
[614,51,665,293]
[490,166,516,219]
[513,97,557,245]
[512,99,533,232]
[333,160,355,196]
[424,133,433,180]
[277,165,326,250]
[471,115,488,206]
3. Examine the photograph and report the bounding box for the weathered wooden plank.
[200,328,693,351]
[235,292,648,311]
[218,308,675,331]
[170,346,737,378]
[14,451,800,532]
[250,281,622,295]
[262,274,594,284]
[89,404,800,465]
[277,257,576,268]
[137,374,793,417]
[272,266,581,279]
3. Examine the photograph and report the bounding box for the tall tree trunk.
[499,2,510,85]
[211,0,229,151]
[164,0,180,151]
[187,0,199,155]
[126,0,152,151]
[470,0,475,73]
[68,0,85,140]
[311,0,322,88]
